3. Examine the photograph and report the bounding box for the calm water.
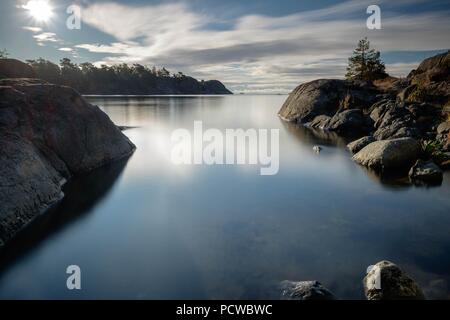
[1,95,450,299]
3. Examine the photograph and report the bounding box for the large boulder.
[0,59,36,79]
[0,79,136,246]
[280,281,336,300]
[352,138,422,170]
[347,136,375,154]
[409,160,443,185]
[364,261,425,300]
[278,79,378,123]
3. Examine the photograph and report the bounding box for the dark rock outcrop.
[278,79,378,123]
[352,138,422,170]
[369,100,440,141]
[0,79,136,246]
[409,160,443,185]
[364,261,425,300]
[0,59,36,79]
[279,51,448,141]
[280,280,336,300]
[310,109,373,135]
[373,102,420,140]
[201,80,232,95]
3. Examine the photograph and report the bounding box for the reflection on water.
[0,158,130,272]
[0,95,449,299]
[282,121,351,148]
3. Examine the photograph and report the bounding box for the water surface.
[0,95,449,299]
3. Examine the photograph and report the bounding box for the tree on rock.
[346,38,387,81]
[0,49,8,59]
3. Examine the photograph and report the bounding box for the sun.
[22,0,54,22]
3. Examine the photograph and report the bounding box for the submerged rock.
[347,136,375,154]
[0,79,136,246]
[352,138,422,170]
[409,160,443,185]
[364,261,425,300]
[280,280,336,300]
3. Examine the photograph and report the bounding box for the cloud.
[75,42,140,55]
[58,47,74,52]
[76,0,450,93]
[33,32,60,45]
[22,26,42,33]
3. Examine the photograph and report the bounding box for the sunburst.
[22,0,54,23]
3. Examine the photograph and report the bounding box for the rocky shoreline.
[0,61,136,247]
[279,51,450,185]
[281,260,426,300]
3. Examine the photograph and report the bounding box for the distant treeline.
[25,58,232,95]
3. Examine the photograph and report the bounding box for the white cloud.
[22,26,42,33]
[58,47,74,52]
[76,0,450,93]
[33,32,60,44]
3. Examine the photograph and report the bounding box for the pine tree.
[345,38,387,81]
[0,49,8,59]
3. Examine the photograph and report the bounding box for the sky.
[1,0,449,93]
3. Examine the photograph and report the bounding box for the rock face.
[278,79,378,123]
[280,280,336,300]
[370,100,439,140]
[0,79,136,246]
[408,50,450,105]
[352,138,422,170]
[347,136,375,154]
[409,160,443,185]
[364,261,425,300]
[0,59,36,79]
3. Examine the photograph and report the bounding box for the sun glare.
[23,0,54,22]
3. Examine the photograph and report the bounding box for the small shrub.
[408,86,428,103]
[422,139,448,163]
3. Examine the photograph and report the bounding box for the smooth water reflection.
[0,95,449,299]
